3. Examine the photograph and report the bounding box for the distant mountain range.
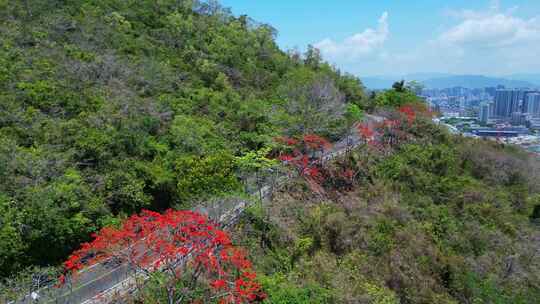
[361,73,540,90]
[506,74,540,86]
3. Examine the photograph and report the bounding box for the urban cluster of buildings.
[480,89,540,129]
[424,86,540,130]
[426,86,540,155]
[423,87,494,117]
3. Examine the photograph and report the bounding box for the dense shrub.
[235,110,540,304]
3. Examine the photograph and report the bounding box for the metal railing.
[9,117,375,304]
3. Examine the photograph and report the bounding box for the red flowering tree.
[356,121,400,154]
[372,118,411,153]
[273,135,330,194]
[398,103,434,125]
[303,134,332,155]
[276,134,331,175]
[356,104,426,153]
[273,104,431,195]
[356,123,376,144]
[274,136,299,147]
[398,105,416,125]
[275,134,336,194]
[62,209,265,303]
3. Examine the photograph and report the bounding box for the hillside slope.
[1,2,539,304]
[234,112,540,303]
[0,0,366,277]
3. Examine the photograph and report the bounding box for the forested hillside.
[0,0,365,277]
[235,110,540,303]
[1,1,540,304]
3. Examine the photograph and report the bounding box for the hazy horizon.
[362,72,540,79]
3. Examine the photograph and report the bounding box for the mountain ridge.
[362,74,538,90]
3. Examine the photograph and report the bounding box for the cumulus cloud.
[438,6,540,48]
[314,12,389,60]
[312,2,540,76]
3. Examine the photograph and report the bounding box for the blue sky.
[220,0,540,77]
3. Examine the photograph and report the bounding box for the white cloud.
[416,3,540,75]
[438,7,540,48]
[312,3,540,76]
[314,12,389,60]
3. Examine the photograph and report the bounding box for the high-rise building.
[478,102,490,124]
[495,90,519,118]
[494,89,524,118]
[519,90,535,112]
[459,97,466,110]
[485,87,497,98]
[524,93,540,116]
[511,112,528,126]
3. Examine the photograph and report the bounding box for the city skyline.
[221,0,540,77]
[425,86,540,132]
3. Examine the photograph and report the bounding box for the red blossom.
[357,123,375,142]
[214,230,232,246]
[279,154,294,162]
[54,274,66,288]
[399,105,416,124]
[342,169,354,180]
[274,136,298,146]
[303,134,332,151]
[383,119,399,129]
[211,279,227,290]
[304,167,323,182]
[60,209,264,303]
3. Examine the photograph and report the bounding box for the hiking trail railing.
[6,116,379,304]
